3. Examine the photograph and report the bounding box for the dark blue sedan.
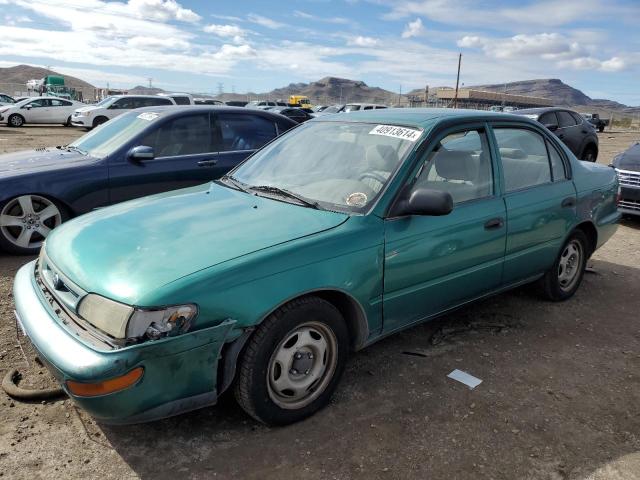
[0,106,296,254]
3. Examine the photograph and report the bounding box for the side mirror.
[23,105,32,110]
[544,123,558,132]
[128,145,154,161]
[393,188,453,217]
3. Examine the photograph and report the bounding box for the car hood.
[613,143,640,172]
[45,182,349,305]
[0,148,93,178]
[74,105,101,113]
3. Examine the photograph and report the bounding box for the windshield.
[95,96,114,107]
[322,105,343,114]
[231,121,422,213]
[69,111,159,157]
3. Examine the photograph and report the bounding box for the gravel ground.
[0,126,639,480]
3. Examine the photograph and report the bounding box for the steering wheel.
[358,172,388,186]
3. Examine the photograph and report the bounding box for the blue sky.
[1,0,639,104]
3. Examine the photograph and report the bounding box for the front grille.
[619,198,640,212]
[35,256,117,350]
[617,169,640,187]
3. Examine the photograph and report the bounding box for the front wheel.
[0,195,66,255]
[581,145,597,162]
[234,297,349,425]
[8,114,24,127]
[540,230,588,301]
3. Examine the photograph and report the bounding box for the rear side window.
[50,99,71,107]
[141,114,213,157]
[557,111,577,127]
[145,97,173,107]
[172,96,191,105]
[494,128,551,192]
[215,113,277,151]
[570,112,584,124]
[538,112,558,129]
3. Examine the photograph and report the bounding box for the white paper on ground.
[447,369,482,389]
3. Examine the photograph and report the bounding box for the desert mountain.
[0,64,95,90]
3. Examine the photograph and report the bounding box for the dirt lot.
[0,126,639,480]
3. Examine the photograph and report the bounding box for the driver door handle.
[197,159,218,167]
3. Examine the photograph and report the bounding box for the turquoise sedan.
[13,109,620,425]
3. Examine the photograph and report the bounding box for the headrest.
[366,145,399,171]
[434,149,478,181]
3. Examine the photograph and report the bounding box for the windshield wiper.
[218,175,251,193]
[250,185,321,210]
[64,145,87,155]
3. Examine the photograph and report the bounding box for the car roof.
[314,107,530,128]
[514,107,575,115]
[111,94,174,99]
[125,105,298,123]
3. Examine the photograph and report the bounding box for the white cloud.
[127,0,200,23]
[457,36,483,48]
[247,13,284,29]
[127,36,189,50]
[347,36,378,47]
[293,10,349,24]
[402,18,425,39]
[601,56,625,72]
[203,23,246,43]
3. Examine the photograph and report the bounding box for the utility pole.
[398,85,402,107]
[148,78,153,88]
[453,53,462,109]
[217,82,224,96]
[424,85,429,107]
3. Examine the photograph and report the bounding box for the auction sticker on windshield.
[369,124,422,142]
[137,112,160,121]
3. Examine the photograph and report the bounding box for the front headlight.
[77,294,197,342]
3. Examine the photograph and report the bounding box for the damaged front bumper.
[13,261,235,424]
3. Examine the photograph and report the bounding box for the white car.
[0,96,84,127]
[343,103,387,112]
[71,95,176,129]
[0,93,16,106]
[157,92,194,105]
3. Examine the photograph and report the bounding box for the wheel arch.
[573,220,598,257]
[8,113,25,125]
[216,288,370,396]
[580,141,598,159]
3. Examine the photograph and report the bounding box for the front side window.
[141,114,212,157]
[110,98,134,110]
[413,129,493,204]
[216,113,277,152]
[231,121,420,212]
[539,112,558,129]
[494,128,552,192]
[26,99,46,108]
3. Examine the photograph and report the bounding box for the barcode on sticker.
[369,124,422,142]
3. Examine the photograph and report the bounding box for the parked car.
[158,92,194,105]
[266,106,314,123]
[312,104,346,116]
[247,100,277,108]
[0,96,84,127]
[0,93,15,106]
[514,107,599,162]
[226,101,248,107]
[313,105,329,112]
[612,141,640,215]
[194,98,223,105]
[70,95,176,129]
[344,103,387,112]
[581,113,608,132]
[0,106,296,254]
[12,109,619,426]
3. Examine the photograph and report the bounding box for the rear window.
[172,96,191,105]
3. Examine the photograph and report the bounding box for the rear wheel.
[581,145,597,162]
[598,126,604,133]
[541,230,588,301]
[234,297,349,425]
[8,114,24,127]
[0,195,66,255]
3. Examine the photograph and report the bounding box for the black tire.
[540,230,589,301]
[598,126,604,133]
[8,114,24,127]
[581,145,597,162]
[92,116,108,128]
[64,116,72,127]
[234,296,349,425]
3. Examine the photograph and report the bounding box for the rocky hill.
[128,85,166,95]
[0,64,95,90]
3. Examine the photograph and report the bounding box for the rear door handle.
[197,159,218,167]
[484,217,504,230]
[561,197,576,208]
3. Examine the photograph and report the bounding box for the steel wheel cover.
[557,239,582,291]
[0,195,61,249]
[267,321,338,410]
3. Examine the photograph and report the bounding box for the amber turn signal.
[66,367,144,397]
